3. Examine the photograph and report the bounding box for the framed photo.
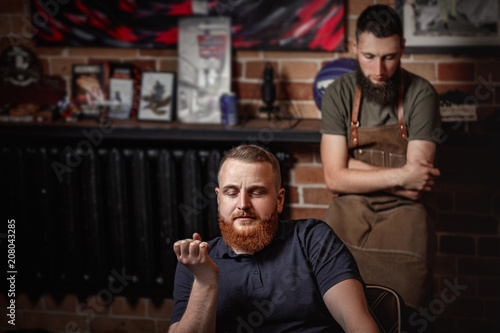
[396,0,500,55]
[138,72,175,122]
[108,78,134,119]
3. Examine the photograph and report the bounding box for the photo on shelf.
[138,72,175,122]
[108,78,134,119]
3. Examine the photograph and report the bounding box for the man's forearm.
[169,280,218,333]
[325,165,403,194]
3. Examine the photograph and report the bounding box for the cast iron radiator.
[1,145,225,298]
[1,144,287,299]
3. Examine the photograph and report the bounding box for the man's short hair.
[218,145,282,193]
[356,4,403,42]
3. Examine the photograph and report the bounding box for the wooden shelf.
[0,117,322,144]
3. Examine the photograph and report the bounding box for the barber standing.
[320,4,441,323]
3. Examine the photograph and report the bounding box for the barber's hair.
[218,145,282,193]
[356,4,402,42]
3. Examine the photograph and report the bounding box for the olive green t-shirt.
[321,70,441,143]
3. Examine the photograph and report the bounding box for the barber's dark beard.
[356,61,401,106]
[218,211,279,254]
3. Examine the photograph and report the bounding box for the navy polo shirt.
[171,218,363,332]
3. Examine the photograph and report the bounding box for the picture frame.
[108,78,134,119]
[396,0,500,55]
[138,72,175,122]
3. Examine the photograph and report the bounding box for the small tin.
[220,92,238,126]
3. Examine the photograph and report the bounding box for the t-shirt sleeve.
[170,262,194,324]
[303,219,363,296]
[407,78,441,143]
[320,77,351,137]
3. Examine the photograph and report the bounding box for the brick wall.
[1,0,499,332]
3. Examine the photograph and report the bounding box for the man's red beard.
[218,211,279,254]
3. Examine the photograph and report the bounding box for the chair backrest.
[365,284,404,333]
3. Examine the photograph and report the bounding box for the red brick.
[0,1,25,14]
[234,50,260,59]
[110,297,146,316]
[245,61,278,80]
[291,147,314,163]
[436,213,498,234]
[234,82,262,100]
[459,257,500,277]
[78,295,111,316]
[484,300,500,320]
[23,312,88,332]
[348,0,375,16]
[157,320,171,333]
[284,102,320,118]
[478,237,500,257]
[285,207,327,220]
[293,165,325,184]
[233,60,242,78]
[69,47,138,58]
[303,187,334,205]
[434,191,453,211]
[287,186,299,204]
[50,57,87,76]
[438,62,475,82]
[439,235,475,255]
[0,16,11,35]
[437,275,477,298]
[478,277,499,298]
[90,317,155,333]
[159,59,177,72]
[35,47,64,56]
[147,298,174,319]
[455,191,492,214]
[0,36,32,51]
[43,294,78,312]
[434,317,455,333]
[131,59,157,72]
[280,61,318,81]
[11,16,32,37]
[456,318,499,333]
[139,49,177,57]
[477,61,500,83]
[433,254,457,275]
[402,62,436,82]
[442,297,483,318]
[262,51,333,59]
[16,293,43,310]
[280,82,314,101]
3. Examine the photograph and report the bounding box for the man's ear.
[352,37,358,54]
[400,37,406,54]
[215,187,220,204]
[277,188,285,214]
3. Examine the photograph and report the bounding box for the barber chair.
[365,284,404,333]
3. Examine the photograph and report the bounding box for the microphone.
[259,62,276,120]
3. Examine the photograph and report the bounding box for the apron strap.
[351,86,362,147]
[351,72,407,147]
[398,82,407,141]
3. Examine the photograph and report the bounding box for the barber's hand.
[388,187,424,201]
[399,161,440,192]
[174,233,219,285]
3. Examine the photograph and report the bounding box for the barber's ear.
[401,38,406,53]
[352,37,358,54]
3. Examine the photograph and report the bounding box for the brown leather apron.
[322,84,435,310]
